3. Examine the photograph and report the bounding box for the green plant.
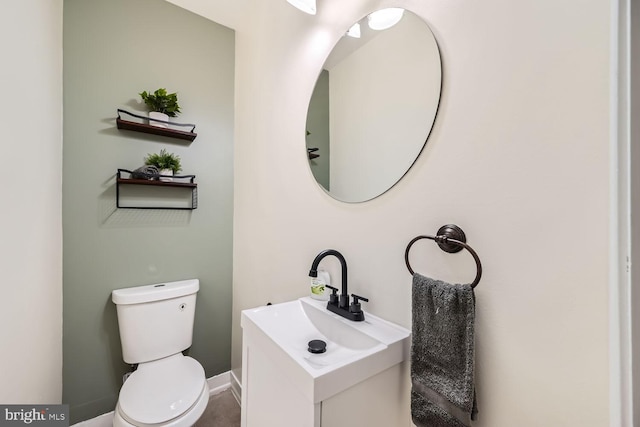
[144,149,182,174]
[139,88,181,117]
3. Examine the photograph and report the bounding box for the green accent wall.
[62,0,234,423]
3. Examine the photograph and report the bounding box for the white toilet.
[111,279,210,427]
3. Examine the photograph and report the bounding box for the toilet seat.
[114,387,209,427]
[117,354,207,426]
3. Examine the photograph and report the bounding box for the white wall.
[165,0,249,30]
[231,0,612,426]
[0,0,63,403]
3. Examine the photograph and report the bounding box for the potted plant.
[139,88,181,128]
[144,149,182,182]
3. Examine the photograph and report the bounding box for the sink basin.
[241,297,410,403]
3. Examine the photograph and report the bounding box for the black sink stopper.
[308,339,327,354]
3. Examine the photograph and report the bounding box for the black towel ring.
[405,224,483,288]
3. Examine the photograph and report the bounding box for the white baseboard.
[71,412,113,427]
[72,371,234,427]
[207,370,232,396]
[229,370,242,405]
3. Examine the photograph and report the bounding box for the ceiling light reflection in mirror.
[305,10,442,202]
[287,0,316,15]
[367,8,405,30]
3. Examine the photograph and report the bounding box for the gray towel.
[411,273,477,427]
[131,165,160,180]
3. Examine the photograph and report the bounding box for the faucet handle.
[350,293,369,314]
[326,285,339,304]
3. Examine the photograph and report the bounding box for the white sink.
[241,297,411,403]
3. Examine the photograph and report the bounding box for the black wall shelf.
[116,169,198,210]
[116,109,197,142]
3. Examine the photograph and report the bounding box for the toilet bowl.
[113,354,210,427]
[112,280,209,427]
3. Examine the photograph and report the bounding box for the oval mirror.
[305,9,442,202]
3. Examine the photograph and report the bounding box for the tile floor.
[195,389,241,427]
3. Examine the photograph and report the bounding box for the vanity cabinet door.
[319,363,410,427]
[241,333,320,427]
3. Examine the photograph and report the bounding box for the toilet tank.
[112,279,199,364]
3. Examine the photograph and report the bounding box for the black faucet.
[309,249,368,321]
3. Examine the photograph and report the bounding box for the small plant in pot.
[139,88,181,128]
[144,149,182,182]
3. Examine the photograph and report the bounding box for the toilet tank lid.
[112,279,199,305]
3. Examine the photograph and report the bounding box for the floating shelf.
[116,169,198,210]
[116,109,197,142]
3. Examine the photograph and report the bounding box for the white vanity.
[240,297,411,427]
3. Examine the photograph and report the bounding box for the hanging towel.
[411,273,477,427]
